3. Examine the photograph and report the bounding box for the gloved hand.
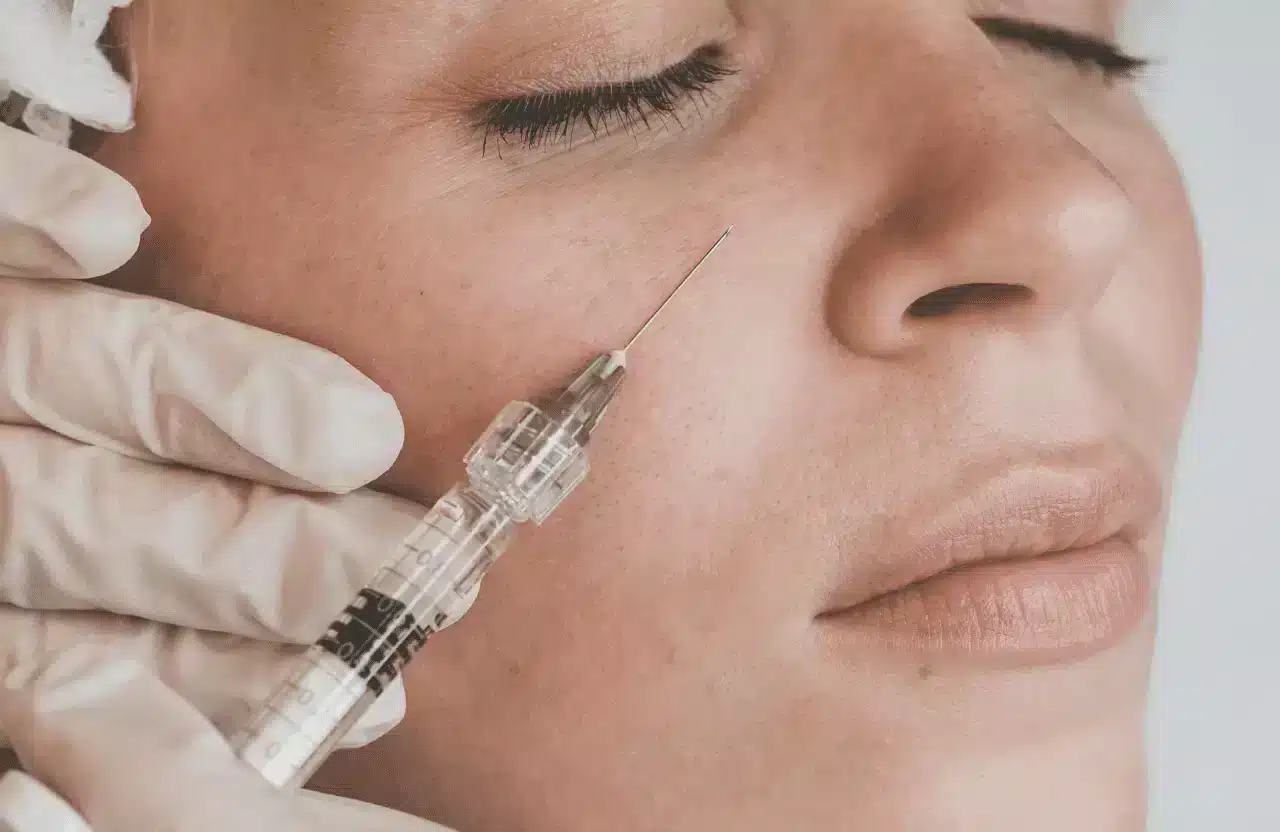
[0,67,471,751]
[0,651,457,831]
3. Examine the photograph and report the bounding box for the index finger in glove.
[0,605,408,754]
[0,280,403,493]
[0,125,148,280]
[0,426,459,643]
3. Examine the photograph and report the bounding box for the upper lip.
[821,445,1165,614]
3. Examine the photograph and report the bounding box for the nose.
[828,112,1136,357]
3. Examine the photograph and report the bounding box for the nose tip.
[829,146,1136,357]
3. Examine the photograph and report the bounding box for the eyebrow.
[972,15,1148,73]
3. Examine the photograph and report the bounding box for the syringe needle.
[621,226,732,355]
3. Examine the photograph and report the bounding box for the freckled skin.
[96,0,1200,829]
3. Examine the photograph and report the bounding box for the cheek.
[1024,87,1202,455]
[1092,137,1203,454]
[97,109,817,504]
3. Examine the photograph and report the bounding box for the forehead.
[326,0,1130,78]
[355,0,1127,23]
[338,0,726,41]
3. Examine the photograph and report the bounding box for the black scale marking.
[317,588,436,695]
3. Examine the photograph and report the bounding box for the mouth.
[818,451,1164,665]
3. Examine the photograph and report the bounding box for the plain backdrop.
[1128,2,1280,829]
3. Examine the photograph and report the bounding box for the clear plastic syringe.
[232,228,731,789]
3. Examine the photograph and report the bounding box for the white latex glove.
[0,651,457,831]
[0,120,474,749]
[0,0,134,145]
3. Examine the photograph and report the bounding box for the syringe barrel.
[235,398,597,789]
[234,483,515,788]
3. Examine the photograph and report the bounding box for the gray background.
[1130,2,1280,829]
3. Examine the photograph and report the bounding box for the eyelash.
[973,17,1150,80]
[474,44,736,154]
[473,22,1145,155]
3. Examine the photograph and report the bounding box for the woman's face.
[96,0,1201,828]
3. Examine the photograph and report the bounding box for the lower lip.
[822,538,1151,665]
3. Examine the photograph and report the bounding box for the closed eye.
[473,44,736,155]
[974,16,1149,79]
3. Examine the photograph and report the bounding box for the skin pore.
[94,0,1201,830]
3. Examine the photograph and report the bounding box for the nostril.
[906,283,1034,318]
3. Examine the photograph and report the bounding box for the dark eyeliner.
[474,43,736,154]
[973,16,1149,78]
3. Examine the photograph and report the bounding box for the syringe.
[232,228,732,789]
